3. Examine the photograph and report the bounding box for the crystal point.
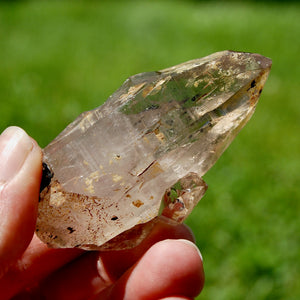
[36,51,271,250]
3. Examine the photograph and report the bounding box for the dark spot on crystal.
[146,104,160,110]
[111,216,118,221]
[49,233,57,239]
[176,198,185,210]
[67,227,75,233]
[40,162,53,192]
[259,89,262,95]
[191,94,200,102]
[251,80,256,88]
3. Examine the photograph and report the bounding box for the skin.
[0,127,204,300]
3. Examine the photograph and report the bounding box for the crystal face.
[36,51,271,250]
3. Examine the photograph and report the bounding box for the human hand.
[0,127,204,300]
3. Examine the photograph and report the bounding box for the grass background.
[0,0,299,299]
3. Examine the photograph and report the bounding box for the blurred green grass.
[0,1,299,299]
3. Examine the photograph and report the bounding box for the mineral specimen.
[36,51,271,250]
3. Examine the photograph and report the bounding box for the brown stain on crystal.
[154,127,165,142]
[249,95,257,106]
[154,128,160,135]
[132,200,144,208]
[148,161,164,178]
[142,84,155,97]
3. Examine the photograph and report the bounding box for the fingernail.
[0,127,33,183]
[177,239,203,262]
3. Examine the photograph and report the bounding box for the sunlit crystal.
[36,51,271,250]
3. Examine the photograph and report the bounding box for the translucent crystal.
[36,51,271,250]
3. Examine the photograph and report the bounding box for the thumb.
[0,127,42,276]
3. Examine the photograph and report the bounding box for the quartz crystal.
[36,51,271,250]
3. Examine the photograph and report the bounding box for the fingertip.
[0,127,42,271]
[144,239,205,296]
[104,239,204,299]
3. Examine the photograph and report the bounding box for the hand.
[0,127,204,300]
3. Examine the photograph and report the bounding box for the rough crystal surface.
[36,51,271,250]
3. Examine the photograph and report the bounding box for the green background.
[0,1,299,299]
